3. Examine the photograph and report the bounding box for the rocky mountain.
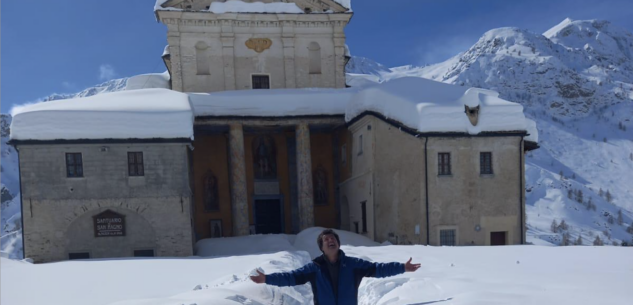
[346,18,633,246]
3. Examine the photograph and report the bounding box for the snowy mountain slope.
[0,78,129,258]
[41,78,128,102]
[346,18,633,246]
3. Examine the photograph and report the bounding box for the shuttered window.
[438,153,451,176]
[128,152,144,177]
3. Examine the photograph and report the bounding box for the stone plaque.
[254,180,280,195]
[245,38,272,53]
[93,210,126,237]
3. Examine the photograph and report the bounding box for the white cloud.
[99,64,117,81]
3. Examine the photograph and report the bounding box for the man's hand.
[404,257,421,272]
[250,269,266,284]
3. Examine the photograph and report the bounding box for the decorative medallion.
[246,38,273,53]
[464,105,480,126]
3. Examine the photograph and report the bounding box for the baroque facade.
[11,0,537,263]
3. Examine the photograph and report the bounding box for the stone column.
[166,34,183,92]
[229,124,249,236]
[296,123,315,230]
[282,36,297,89]
[221,33,237,91]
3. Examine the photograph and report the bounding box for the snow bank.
[10,89,193,141]
[209,0,303,14]
[3,245,632,305]
[293,227,379,258]
[190,88,357,117]
[347,77,529,135]
[125,71,170,90]
[195,234,296,257]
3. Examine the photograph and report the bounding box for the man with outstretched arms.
[250,229,421,305]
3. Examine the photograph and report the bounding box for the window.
[357,135,363,155]
[341,144,347,165]
[440,229,456,246]
[438,153,451,175]
[66,153,83,178]
[308,42,322,74]
[128,152,144,177]
[361,201,367,233]
[68,252,90,260]
[252,75,270,89]
[134,249,155,257]
[480,152,493,174]
[195,41,210,75]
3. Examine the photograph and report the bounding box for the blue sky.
[2,0,633,113]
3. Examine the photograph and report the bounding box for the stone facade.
[156,5,352,93]
[340,115,526,246]
[18,143,194,263]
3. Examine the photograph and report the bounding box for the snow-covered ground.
[2,229,631,305]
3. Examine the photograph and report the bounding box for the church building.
[9,0,538,263]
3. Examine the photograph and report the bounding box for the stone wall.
[343,115,525,246]
[18,143,194,263]
[158,11,351,92]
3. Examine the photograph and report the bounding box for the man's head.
[317,229,341,255]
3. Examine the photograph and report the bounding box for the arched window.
[195,41,210,75]
[308,42,322,74]
[203,171,219,211]
[313,165,329,205]
[252,136,277,179]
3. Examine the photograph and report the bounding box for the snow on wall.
[9,89,193,141]
[209,0,303,14]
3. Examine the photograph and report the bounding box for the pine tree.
[619,122,623,130]
[593,236,604,246]
[551,219,559,233]
[630,153,633,161]
[603,137,607,143]
[606,190,612,203]
[627,224,633,235]
[559,170,564,180]
[599,188,604,197]
[575,235,583,246]
[608,215,615,225]
[559,220,569,231]
[572,173,576,179]
[576,190,583,203]
[617,209,624,226]
[562,232,571,246]
[567,189,573,199]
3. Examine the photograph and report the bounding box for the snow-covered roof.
[126,71,171,91]
[347,77,530,135]
[10,89,193,141]
[190,87,356,117]
[155,0,351,14]
[9,78,536,142]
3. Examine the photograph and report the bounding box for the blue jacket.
[266,250,405,305]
